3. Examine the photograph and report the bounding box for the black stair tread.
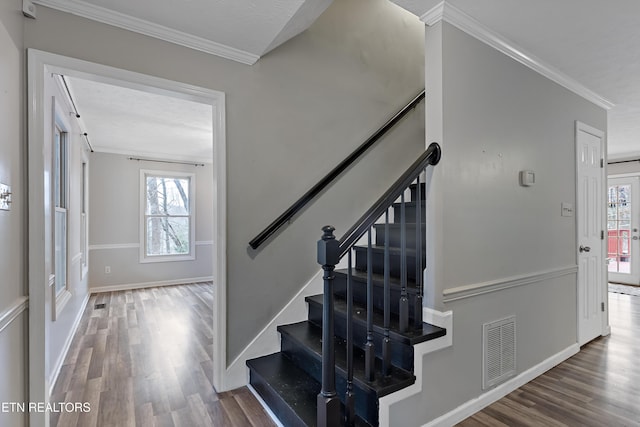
[278,321,415,397]
[247,353,372,427]
[372,223,424,229]
[335,268,420,291]
[353,245,418,255]
[305,294,446,346]
[392,200,425,207]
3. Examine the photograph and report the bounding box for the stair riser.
[307,301,414,371]
[410,183,426,202]
[249,369,308,427]
[354,249,424,281]
[373,224,426,251]
[333,274,421,322]
[391,203,425,224]
[281,334,379,426]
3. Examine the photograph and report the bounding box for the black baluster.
[383,209,391,377]
[317,226,340,427]
[365,228,375,382]
[415,176,423,329]
[345,251,355,426]
[399,192,409,333]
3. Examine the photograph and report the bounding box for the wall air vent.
[483,315,516,389]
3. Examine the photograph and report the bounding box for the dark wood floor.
[51,284,640,427]
[458,291,640,427]
[51,283,276,427]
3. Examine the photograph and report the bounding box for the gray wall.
[24,0,427,362]
[0,1,26,425]
[391,22,607,425]
[88,153,213,287]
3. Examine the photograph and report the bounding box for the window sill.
[139,254,196,264]
[52,288,72,321]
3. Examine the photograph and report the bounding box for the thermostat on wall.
[519,170,535,187]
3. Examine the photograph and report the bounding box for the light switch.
[0,183,11,211]
[561,202,573,217]
[519,170,535,187]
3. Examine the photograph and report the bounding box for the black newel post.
[317,225,341,427]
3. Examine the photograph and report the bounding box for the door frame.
[27,49,228,425]
[575,120,609,346]
[607,175,640,284]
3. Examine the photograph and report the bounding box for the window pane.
[146,176,190,215]
[146,217,190,256]
[55,210,67,295]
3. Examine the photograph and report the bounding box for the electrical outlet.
[105,266,111,274]
[0,183,11,211]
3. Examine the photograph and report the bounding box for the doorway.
[575,121,607,346]
[607,176,640,285]
[27,50,227,426]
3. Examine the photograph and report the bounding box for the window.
[54,124,68,296]
[140,170,195,262]
[80,160,89,276]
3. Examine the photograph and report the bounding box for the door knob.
[579,245,591,253]
[633,236,639,240]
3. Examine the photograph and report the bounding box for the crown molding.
[33,0,260,65]
[420,1,614,110]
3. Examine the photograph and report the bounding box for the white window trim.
[139,169,196,263]
[52,98,73,321]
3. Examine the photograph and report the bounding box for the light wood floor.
[50,283,276,427]
[458,291,640,427]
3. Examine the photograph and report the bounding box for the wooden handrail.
[248,90,426,250]
[337,142,441,258]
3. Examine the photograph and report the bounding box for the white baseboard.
[223,269,325,391]
[247,384,285,427]
[378,307,453,427]
[422,343,580,427]
[89,276,213,294]
[49,293,90,396]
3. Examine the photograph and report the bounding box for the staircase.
[247,146,446,426]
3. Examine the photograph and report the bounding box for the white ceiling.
[393,0,640,160]
[38,0,640,160]
[65,76,213,163]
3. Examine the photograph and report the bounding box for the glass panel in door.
[608,177,640,284]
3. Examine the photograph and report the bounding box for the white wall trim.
[0,297,29,334]
[48,293,90,396]
[90,276,214,294]
[195,240,213,246]
[223,268,325,391]
[422,343,579,427]
[379,307,453,427]
[420,1,614,110]
[89,243,140,250]
[71,252,83,265]
[32,0,260,65]
[443,265,578,303]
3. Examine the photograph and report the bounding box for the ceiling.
[65,76,213,163]
[37,0,640,160]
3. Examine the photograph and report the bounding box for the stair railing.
[249,90,425,250]
[316,142,441,426]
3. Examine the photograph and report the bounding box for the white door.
[607,177,640,284]
[576,122,606,346]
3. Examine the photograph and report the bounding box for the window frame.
[139,169,196,263]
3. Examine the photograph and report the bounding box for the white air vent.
[483,315,516,389]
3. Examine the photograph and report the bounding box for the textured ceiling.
[392,0,640,160]
[38,0,640,159]
[66,76,213,163]
[33,0,333,63]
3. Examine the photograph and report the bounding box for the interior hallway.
[458,288,640,426]
[50,283,276,427]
